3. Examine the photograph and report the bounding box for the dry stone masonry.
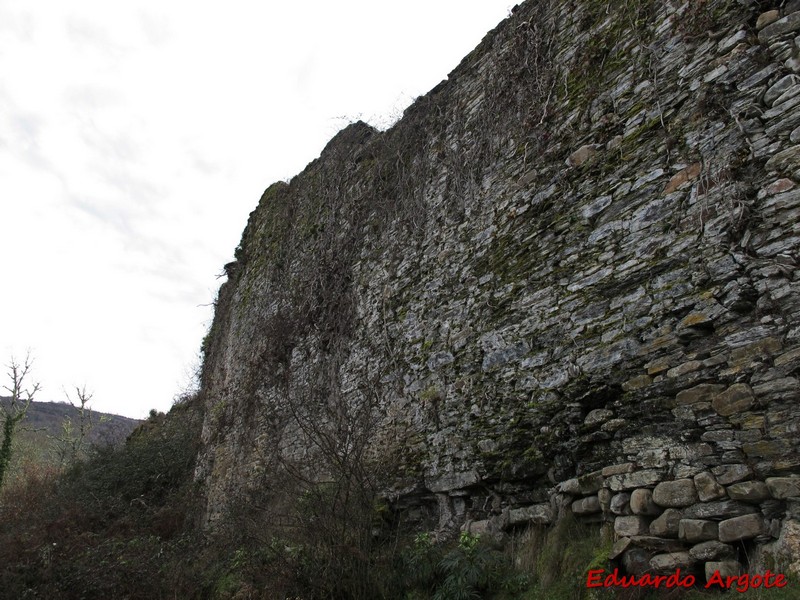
[196,0,800,584]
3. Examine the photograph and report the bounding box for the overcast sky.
[0,0,512,419]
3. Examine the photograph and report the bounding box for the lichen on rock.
[195,0,800,581]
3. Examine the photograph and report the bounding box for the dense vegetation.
[0,398,140,482]
[0,398,204,599]
[1,397,795,598]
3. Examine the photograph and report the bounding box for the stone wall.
[464,465,800,579]
[195,0,800,581]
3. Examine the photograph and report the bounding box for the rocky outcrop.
[195,0,800,582]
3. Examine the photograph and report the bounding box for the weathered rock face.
[195,0,800,579]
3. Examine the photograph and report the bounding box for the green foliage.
[0,402,204,599]
[403,532,441,593]
[61,410,198,517]
[434,532,506,600]
[0,400,138,492]
[397,531,514,600]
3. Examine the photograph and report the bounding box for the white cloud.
[0,0,513,418]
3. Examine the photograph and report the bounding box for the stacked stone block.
[486,470,800,580]
[196,0,800,581]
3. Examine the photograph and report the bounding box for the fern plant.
[433,532,506,600]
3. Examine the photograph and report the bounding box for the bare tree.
[0,353,40,490]
[54,385,94,468]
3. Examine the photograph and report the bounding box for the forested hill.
[0,398,141,447]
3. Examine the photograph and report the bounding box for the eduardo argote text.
[586,568,789,592]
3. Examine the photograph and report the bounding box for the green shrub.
[0,402,205,599]
[397,531,515,600]
[434,532,505,599]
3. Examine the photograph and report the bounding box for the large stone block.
[650,551,694,572]
[567,144,598,167]
[727,481,770,502]
[765,145,800,173]
[676,384,725,406]
[602,463,635,477]
[584,409,613,427]
[650,508,683,538]
[608,469,665,491]
[615,515,650,537]
[653,480,699,507]
[628,536,685,553]
[757,10,780,30]
[557,478,580,495]
[679,519,719,543]
[427,470,481,493]
[663,163,702,195]
[758,11,800,44]
[507,504,554,526]
[610,493,632,516]
[609,537,631,560]
[766,477,800,499]
[730,337,783,365]
[571,496,601,515]
[630,488,662,516]
[694,471,727,502]
[711,384,755,417]
[689,540,736,561]
[719,514,765,542]
[712,464,752,485]
[683,500,757,520]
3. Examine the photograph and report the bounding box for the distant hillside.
[1,398,141,465]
